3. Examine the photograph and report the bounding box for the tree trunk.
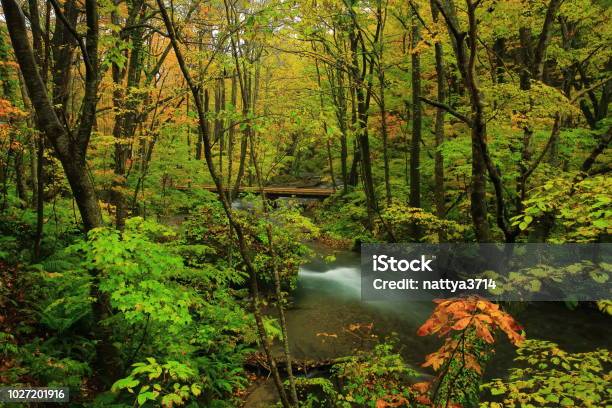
[14,149,27,203]
[50,0,78,121]
[336,71,349,193]
[431,0,446,241]
[227,72,237,193]
[379,69,391,205]
[349,25,377,227]
[0,28,27,205]
[410,20,422,210]
[112,0,146,230]
[532,0,562,82]
[435,0,492,242]
[217,76,226,181]
[34,135,44,259]
[2,0,102,231]
[314,59,337,190]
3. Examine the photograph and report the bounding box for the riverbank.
[243,239,612,406]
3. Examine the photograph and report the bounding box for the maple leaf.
[451,316,472,330]
[474,319,494,344]
[422,350,447,371]
[464,354,482,374]
[411,381,430,393]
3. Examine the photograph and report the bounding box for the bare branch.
[420,96,472,125]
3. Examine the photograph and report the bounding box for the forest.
[0,0,610,406]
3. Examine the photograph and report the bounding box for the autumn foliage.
[419,297,523,372]
[418,297,524,345]
[376,297,524,407]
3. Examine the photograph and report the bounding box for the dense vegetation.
[0,0,610,406]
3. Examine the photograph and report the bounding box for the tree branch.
[420,96,472,125]
[570,76,612,104]
[48,0,93,75]
[522,112,560,181]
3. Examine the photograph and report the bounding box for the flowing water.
[244,243,611,406]
[283,243,611,379]
[164,205,610,405]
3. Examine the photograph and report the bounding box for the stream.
[162,206,610,406]
[245,242,611,406]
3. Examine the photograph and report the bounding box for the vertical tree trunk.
[112,0,146,230]
[336,71,349,193]
[436,0,492,241]
[347,81,360,187]
[2,0,102,231]
[379,69,391,205]
[34,133,45,260]
[533,0,562,82]
[374,0,390,206]
[18,70,43,254]
[227,72,237,196]
[14,149,27,202]
[348,23,377,227]
[348,140,360,186]
[431,0,446,240]
[196,89,210,160]
[34,135,44,259]
[29,136,38,208]
[232,132,248,199]
[0,27,27,205]
[410,20,422,210]
[217,75,226,181]
[50,0,78,121]
[314,59,337,190]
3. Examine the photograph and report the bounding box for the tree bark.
[431,0,446,241]
[532,0,563,81]
[379,68,391,205]
[314,58,337,190]
[348,13,378,227]
[111,0,146,230]
[410,19,422,210]
[227,72,237,193]
[333,70,349,193]
[50,0,78,122]
[435,0,491,241]
[1,0,102,231]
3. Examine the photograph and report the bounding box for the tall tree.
[111,0,146,230]
[430,0,446,225]
[430,0,492,241]
[2,0,102,230]
[156,0,295,405]
[409,16,422,211]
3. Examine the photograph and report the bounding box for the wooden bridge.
[176,184,336,199]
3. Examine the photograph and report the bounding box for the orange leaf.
[412,381,430,393]
[474,320,494,343]
[451,316,472,331]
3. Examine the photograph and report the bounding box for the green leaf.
[490,387,505,396]
[137,391,156,406]
[546,394,559,403]
[190,383,202,397]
